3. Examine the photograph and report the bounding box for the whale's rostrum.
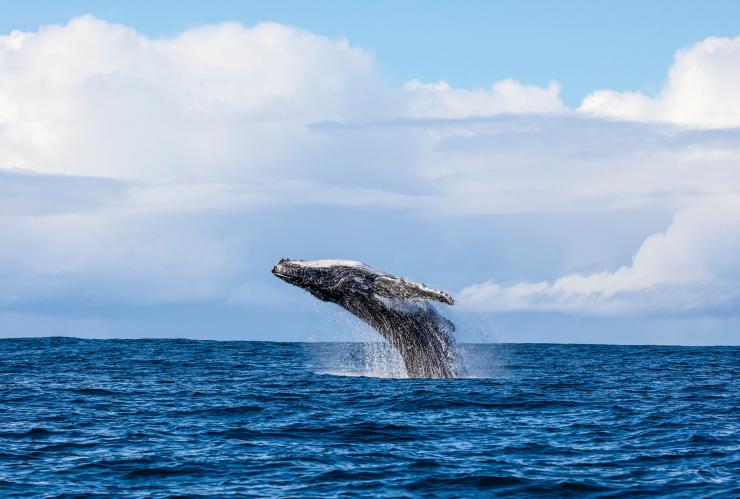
[272,258,457,378]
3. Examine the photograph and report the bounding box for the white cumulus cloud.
[0,15,385,180]
[459,197,740,314]
[579,36,740,128]
[404,79,564,118]
[0,16,566,185]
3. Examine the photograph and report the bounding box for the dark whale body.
[272,259,457,378]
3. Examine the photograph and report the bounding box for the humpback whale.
[272,258,457,378]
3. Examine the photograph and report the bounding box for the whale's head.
[272,258,377,303]
[272,258,455,306]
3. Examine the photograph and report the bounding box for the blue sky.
[1,3,740,344]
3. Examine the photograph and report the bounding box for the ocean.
[1,338,738,497]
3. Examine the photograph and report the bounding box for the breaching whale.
[272,258,457,378]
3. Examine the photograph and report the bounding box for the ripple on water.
[0,339,738,497]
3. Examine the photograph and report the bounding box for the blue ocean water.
[0,338,738,497]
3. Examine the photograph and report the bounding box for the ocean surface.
[0,338,738,497]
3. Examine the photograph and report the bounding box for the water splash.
[445,310,505,378]
[314,308,408,378]
[303,305,506,379]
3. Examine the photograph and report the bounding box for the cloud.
[4,109,740,313]
[1,16,740,337]
[404,79,564,118]
[579,36,740,128]
[0,168,426,309]
[0,168,127,215]
[0,209,246,305]
[459,197,740,314]
[0,15,386,180]
[4,17,740,214]
[354,115,740,215]
[0,15,572,187]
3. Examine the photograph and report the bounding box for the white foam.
[315,369,409,379]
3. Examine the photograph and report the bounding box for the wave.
[1,339,737,497]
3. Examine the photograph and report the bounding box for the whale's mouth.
[272,267,298,284]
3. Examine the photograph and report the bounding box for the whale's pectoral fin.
[375,276,455,305]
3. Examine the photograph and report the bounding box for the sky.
[1,2,740,344]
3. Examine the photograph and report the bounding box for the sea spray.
[444,309,505,378]
[303,299,511,378]
[326,307,407,378]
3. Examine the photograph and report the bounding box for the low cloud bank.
[460,197,740,315]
